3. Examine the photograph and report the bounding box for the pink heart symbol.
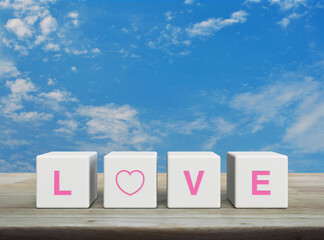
[115,170,145,196]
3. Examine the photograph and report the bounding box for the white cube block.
[167,151,221,208]
[104,151,157,208]
[227,151,288,208]
[36,151,97,208]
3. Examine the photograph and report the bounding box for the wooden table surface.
[0,173,323,239]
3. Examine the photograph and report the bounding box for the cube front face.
[36,152,97,208]
[167,152,221,208]
[227,152,288,208]
[104,151,157,208]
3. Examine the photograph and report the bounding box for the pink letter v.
[183,170,204,195]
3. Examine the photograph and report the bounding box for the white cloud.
[91,48,101,54]
[164,115,236,149]
[73,49,88,55]
[39,90,78,103]
[0,75,83,134]
[212,117,236,135]
[277,12,302,28]
[54,119,79,134]
[0,0,49,16]
[121,24,138,34]
[0,139,28,148]
[68,11,78,26]
[121,27,129,33]
[65,48,90,55]
[34,35,46,45]
[40,15,57,35]
[77,104,157,148]
[131,23,139,32]
[2,37,28,55]
[202,136,220,150]
[147,41,156,49]
[146,15,196,56]
[43,43,60,51]
[183,40,191,46]
[68,11,78,19]
[0,75,160,169]
[24,15,38,25]
[71,66,77,72]
[47,78,55,86]
[118,48,128,57]
[13,44,28,55]
[5,78,36,94]
[0,1,59,54]
[37,89,78,112]
[1,2,97,57]
[184,0,194,4]
[0,71,161,166]
[278,18,289,28]
[167,117,209,135]
[228,61,324,154]
[281,77,324,153]
[187,10,248,37]
[165,11,173,21]
[0,0,10,8]
[130,53,141,59]
[284,102,324,147]
[244,0,307,29]
[146,23,191,56]
[202,118,236,149]
[0,159,35,172]
[0,60,20,79]
[178,50,191,56]
[270,0,306,11]
[230,78,317,133]
[10,111,53,122]
[1,78,73,122]
[163,24,182,45]
[77,104,139,139]
[1,79,37,117]
[5,18,32,38]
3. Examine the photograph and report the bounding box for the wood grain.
[0,173,323,239]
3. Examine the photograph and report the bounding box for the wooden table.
[0,173,323,239]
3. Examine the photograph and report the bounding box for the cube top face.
[168,151,218,159]
[228,151,287,159]
[104,151,157,208]
[38,151,97,159]
[37,151,97,208]
[227,151,288,208]
[105,151,157,158]
[167,151,221,208]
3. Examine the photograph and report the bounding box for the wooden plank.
[0,173,323,239]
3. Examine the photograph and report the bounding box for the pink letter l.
[54,171,72,195]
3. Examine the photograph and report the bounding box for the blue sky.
[0,0,324,173]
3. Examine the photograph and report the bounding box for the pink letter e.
[252,171,270,195]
